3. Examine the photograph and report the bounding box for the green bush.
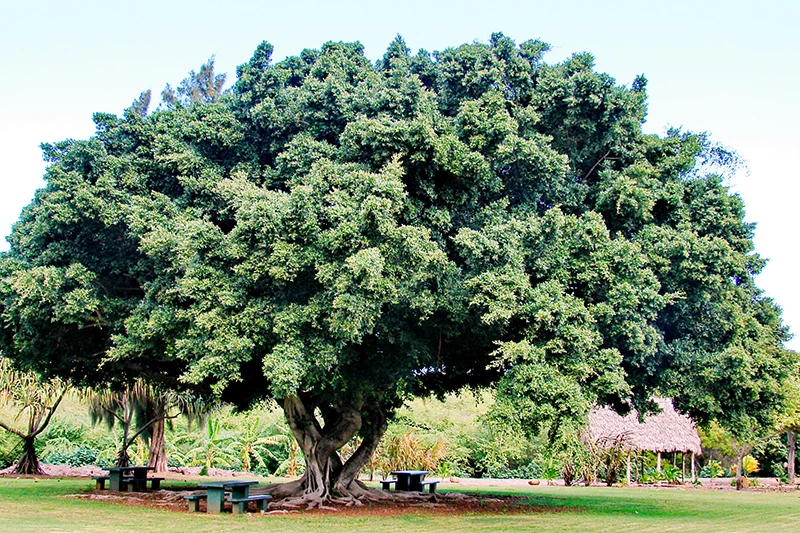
[699,459,725,478]
[501,460,542,479]
[0,431,19,468]
[660,463,682,484]
[43,446,102,467]
[38,422,116,468]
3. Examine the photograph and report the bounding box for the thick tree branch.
[0,419,25,438]
[584,150,611,181]
[317,406,361,459]
[124,411,180,447]
[31,386,68,438]
[337,405,387,489]
[283,396,324,453]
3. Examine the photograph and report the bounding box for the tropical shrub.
[172,418,237,474]
[729,454,759,476]
[374,430,449,478]
[43,446,100,467]
[660,463,683,484]
[39,422,116,467]
[639,467,658,484]
[0,431,18,467]
[699,459,725,478]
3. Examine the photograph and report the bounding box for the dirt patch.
[9,465,796,516]
[69,488,551,516]
[318,495,560,517]
[0,464,107,478]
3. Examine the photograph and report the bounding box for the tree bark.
[146,398,169,472]
[271,395,387,506]
[147,417,168,472]
[735,451,744,490]
[788,430,796,484]
[13,436,45,475]
[116,447,131,468]
[334,405,387,493]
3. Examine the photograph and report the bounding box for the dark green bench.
[229,494,272,514]
[123,476,164,491]
[381,479,398,490]
[419,480,439,493]
[185,493,208,512]
[93,476,110,490]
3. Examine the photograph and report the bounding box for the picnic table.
[106,466,160,492]
[196,480,267,514]
[388,470,433,492]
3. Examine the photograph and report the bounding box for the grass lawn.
[0,477,798,533]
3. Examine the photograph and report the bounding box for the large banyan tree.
[0,34,796,503]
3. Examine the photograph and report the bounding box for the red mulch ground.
[70,486,552,516]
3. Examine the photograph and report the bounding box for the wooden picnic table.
[197,480,259,513]
[107,466,157,492]
[390,470,429,491]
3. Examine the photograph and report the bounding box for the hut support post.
[788,430,796,484]
[626,456,631,485]
[657,452,662,473]
[681,453,686,483]
[691,452,696,481]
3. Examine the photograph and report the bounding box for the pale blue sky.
[1,0,798,347]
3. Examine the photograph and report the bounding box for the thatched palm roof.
[588,397,702,454]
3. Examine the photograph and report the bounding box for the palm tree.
[0,357,69,474]
[86,381,204,468]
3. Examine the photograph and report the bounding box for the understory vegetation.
[2,391,795,485]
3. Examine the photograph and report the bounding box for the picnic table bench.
[184,493,208,512]
[385,470,439,493]
[101,466,161,492]
[419,480,439,493]
[194,480,262,513]
[229,494,272,514]
[123,475,164,491]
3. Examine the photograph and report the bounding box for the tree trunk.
[271,395,387,506]
[13,436,45,475]
[735,451,744,490]
[334,405,387,493]
[788,430,796,484]
[116,447,131,468]
[147,417,168,472]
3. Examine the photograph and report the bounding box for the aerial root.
[265,480,449,511]
[387,491,438,503]
[330,494,364,507]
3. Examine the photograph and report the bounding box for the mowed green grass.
[0,478,798,533]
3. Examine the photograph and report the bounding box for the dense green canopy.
[1,33,795,499]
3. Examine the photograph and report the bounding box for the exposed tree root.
[13,445,45,476]
[263,481,448,511]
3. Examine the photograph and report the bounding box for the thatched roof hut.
[588,397,702,455]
